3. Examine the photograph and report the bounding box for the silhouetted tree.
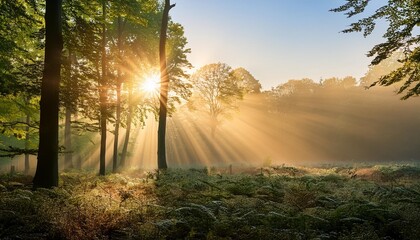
[97,0,108,175]
[332,0,420,99]
[157,0,175,169]
[33,0,63,188]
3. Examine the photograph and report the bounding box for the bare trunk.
[24,112,30,175]
[99,0,107,176]
[157,0,175,170]
[120,97,132,169]
[64,106,73,169]
[112,15,123,173]
[33,0,63,188]
[112,84,120,172]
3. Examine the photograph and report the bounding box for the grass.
[0,164,419,239]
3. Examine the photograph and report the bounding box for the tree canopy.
[189,63,247,136]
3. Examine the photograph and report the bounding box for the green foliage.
[0,0,43,95]
[0,94,39,157]
[332,0,420,99]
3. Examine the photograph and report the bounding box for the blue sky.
[171,0,386,90]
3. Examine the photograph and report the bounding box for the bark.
[112,15,123,173]
[99,0,107,175]
[112,83,121,172]
[24,112,30,175]
[157,0,175,170]
[120,92,132,169]
[64,106,73,169]
[33,0,63,188]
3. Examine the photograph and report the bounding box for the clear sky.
[170,0,387,90]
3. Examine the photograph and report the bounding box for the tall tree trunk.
[72,113,82,170]
[64,106,73,169]
[112,15,123,173]
[157,0,175,170]
[120,90,132,169]
[99,0,107,175]
[112,83,121,172]
[33,0,63,188]
[24,112,30,175]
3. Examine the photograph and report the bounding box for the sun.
[141,74,160,94]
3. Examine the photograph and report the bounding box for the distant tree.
[277,78,318,96]
[322,76,357,89]
[33,0,63,188]
[265,78,318,114]
[360,51,404,87]
[332,0,420,99]
[189,63,245,136]
[341,76,357,89]
[232,67,262,93]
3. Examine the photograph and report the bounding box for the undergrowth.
[0,164,419,239]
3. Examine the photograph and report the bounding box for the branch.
[71,120,100,132]
[0,121,39,130]
[0,146,38,158]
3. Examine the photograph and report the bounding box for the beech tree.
[332,0,420,99]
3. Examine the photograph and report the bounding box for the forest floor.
[0,164,420,239]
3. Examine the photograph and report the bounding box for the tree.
[59,0,106,170]
[189,63,244,136]
[107,0,157,172]
[99,0,108,176]
[273,78,318,97]
[0,1,43,96]
[332,0,420,99]
[0,95,39,160]
[322,76,357,89]
[0,1,43,164]
[157,0,175,169]
[360,51,404,87]
[117,5,161,169]
[33,0,63,188]
[232,67,262,93]
[116,7,192,170]
[265,78,318,114]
